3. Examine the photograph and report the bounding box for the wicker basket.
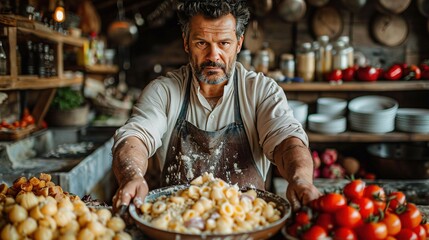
[91,94,132,118]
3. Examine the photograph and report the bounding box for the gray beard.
[192,59,236,85]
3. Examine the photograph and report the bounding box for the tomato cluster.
[286,179,429,240]
[0,108,35,130]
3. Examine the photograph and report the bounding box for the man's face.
[184,14,243,85]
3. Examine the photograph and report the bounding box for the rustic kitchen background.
[0,0,429,203]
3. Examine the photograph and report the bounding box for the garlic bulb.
[8,205,27,223]
[106,217,126,232]
[18,192,39,210]
[17,217,37,236]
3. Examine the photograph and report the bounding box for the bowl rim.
[129,185,291,239]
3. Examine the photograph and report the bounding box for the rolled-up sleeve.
[113,79,170,157]
[254,76,309,160]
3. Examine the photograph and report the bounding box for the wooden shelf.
[278,81,429,92]
[70,65,119,74]
[1,15,87,47]
[308,131,429,142]
[0,75,83,90]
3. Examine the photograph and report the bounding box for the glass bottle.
[315,35,332,81]
[296,42,315,82]
[26,40,35,75]
[43,44,50,77]
[37,43,45,77]
[0,40,7,76]
[49,48,56,76]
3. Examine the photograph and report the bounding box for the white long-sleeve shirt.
[113,62,308,180]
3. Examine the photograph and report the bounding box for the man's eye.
[196,42,207,47]
[220,42,230,47]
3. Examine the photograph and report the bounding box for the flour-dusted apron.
[161,71,265,189]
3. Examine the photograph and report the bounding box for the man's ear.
[183,33,189,53]
[237,35,244,53]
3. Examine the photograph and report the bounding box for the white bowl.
[288,100,308,125]
[308,114,347,133]
[348,95,398,115]
[317,97,348,116]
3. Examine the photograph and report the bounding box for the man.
[112,0,320,213]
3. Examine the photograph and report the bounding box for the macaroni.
[139,172,282,234]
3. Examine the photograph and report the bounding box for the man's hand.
[112,176,149,217]
[286,178,321,211]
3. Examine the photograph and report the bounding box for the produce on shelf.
[286,179,429,239]
[311,148,374,180]
[0,173,131,240]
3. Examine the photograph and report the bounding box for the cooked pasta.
[138,172,282,234]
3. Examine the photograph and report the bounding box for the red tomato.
[396,228,418,240]
[301,225,328,240]
[308,197,321,211]
[315,213,335,232]
[343,179,365,200]
[383,64,403,80]
[335,205,362,228]
[319,193,347,213]
[356,66,380,82]
[325,69,343,82]
[398,203,423,229]
[358,222,388,240]
[382,212,402,236]
[413,225,427,240]
[388,191,407,211]
[295,211,311,225]
[342,67,356,82]
[333,227,358,240]
[363,184,386,214]
[351,197,374,219]
[422,223,429,236]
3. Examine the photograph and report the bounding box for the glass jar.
[253,49,270,74]
[296,42,315,82]
[315,35,332,81]
[280,53,295,78]
[338,36,354,68]
[332,40,348,70]
[237,49,252,70]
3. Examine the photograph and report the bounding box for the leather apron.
[160,71,265,189]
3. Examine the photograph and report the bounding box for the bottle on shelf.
[43,44,51,77]
[253,49,270,74]
[0,40,7,76]
[237,49,252,70]
[315,35,332,81]
[338,36,354,68]
[25,40,35,75]
[296,42,315,82]
[37,42,46,77]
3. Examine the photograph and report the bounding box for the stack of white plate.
[348,95,398,133]
[317,97,347,116]
[308,114,347,133]
[396,108,429,133]
[288,100,308,126]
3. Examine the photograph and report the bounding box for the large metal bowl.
[367,143,429,179]
[129,185,291,240]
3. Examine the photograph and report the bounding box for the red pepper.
[356,66,379,82]
[383,64,403,80]
[421,69,429,79]
[403,64,421,80]
[324,69,343,82]
[342,67,356,82]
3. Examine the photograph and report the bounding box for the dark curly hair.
[176,0,250,40]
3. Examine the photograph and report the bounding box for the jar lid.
[281,53,294,60]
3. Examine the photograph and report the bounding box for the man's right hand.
[112,176,149,214]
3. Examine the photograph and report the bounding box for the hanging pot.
[108,0,138,46]
[377,0,411,14]
[250,0,272,17]
[341,0,367,13]
[418,0,429,18]
[277,0,307,22]
[307,0,329,7]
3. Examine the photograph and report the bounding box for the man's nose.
[206,44,221,62]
